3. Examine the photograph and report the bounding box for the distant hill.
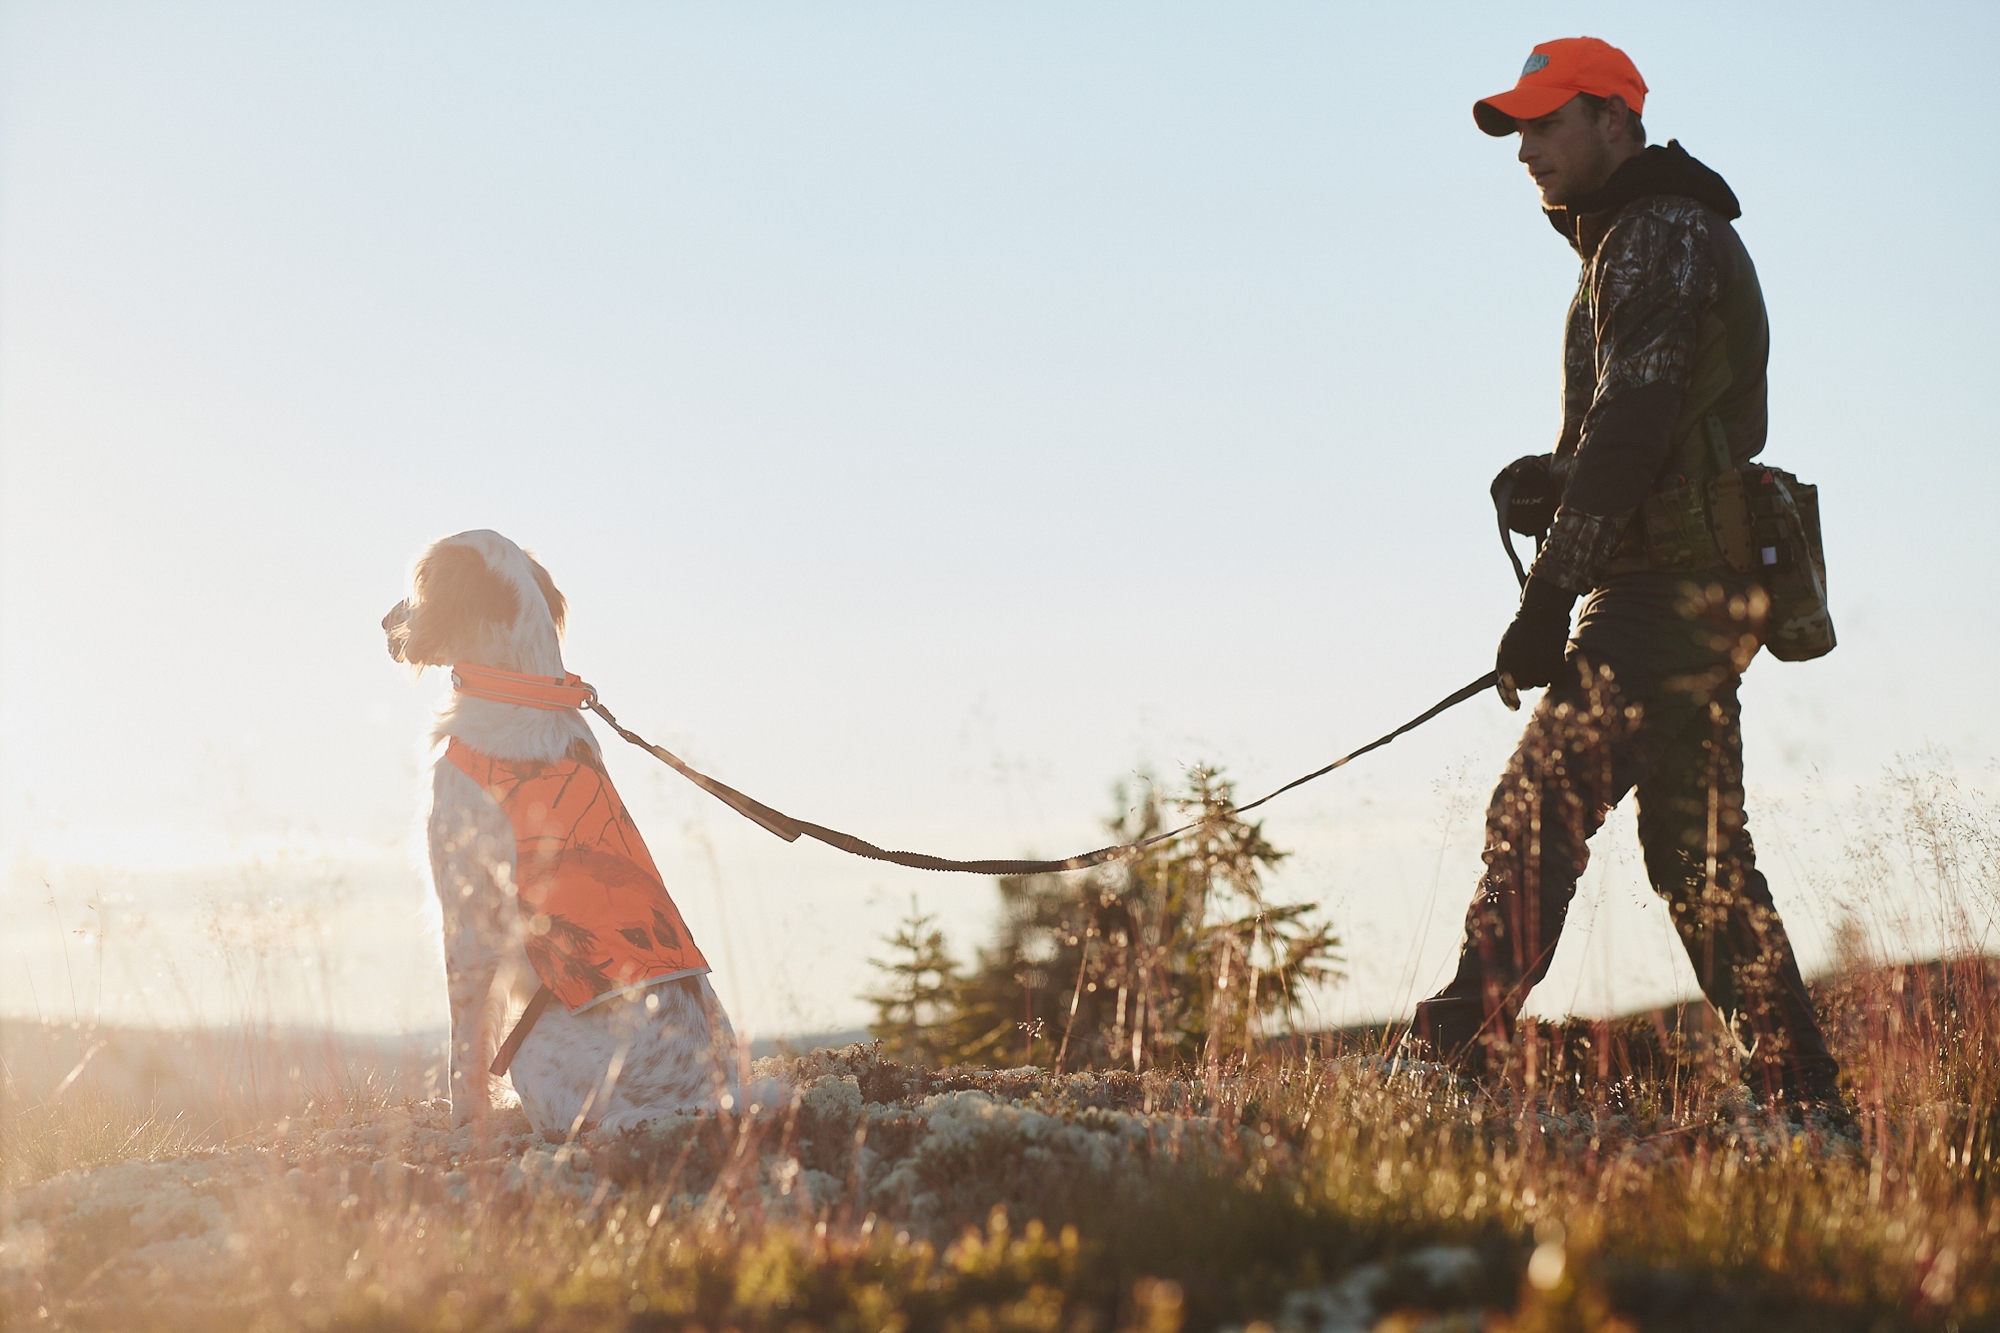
[11,952,1989,1123]
[750,1029,872,1059]
[0,1019,873,1130]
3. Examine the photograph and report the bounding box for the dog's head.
[383,530,568,675]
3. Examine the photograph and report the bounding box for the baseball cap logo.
[1521,52,1550,75]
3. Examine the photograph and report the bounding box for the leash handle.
[1489,474,1532,711]
[1494,473,1532,591]
[591,672,1501,876]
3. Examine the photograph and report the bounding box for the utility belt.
[1608,444,1836,662]
[1491,418,1837,663]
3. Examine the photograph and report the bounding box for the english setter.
[383,529,761,1135]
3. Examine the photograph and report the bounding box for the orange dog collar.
[451,663,598,711]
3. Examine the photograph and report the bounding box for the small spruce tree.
[868,765,1342,1072]
[863,900,965,1067]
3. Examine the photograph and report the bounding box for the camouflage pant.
[1413,573,1840,1097]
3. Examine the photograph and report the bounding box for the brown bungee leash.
[467,663,1499,1075]
[584,672,1501,874]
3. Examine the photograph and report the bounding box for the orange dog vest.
[446,738,709,1012]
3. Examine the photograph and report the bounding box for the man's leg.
[1632,680,1842,1102]
[1413,664,1634,1072]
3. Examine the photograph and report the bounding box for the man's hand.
[1496,576,1579,690]
[1491,454,1557,537]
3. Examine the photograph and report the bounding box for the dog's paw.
[448,1096,513,1132]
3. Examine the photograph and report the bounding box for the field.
[4,952,1997,1333]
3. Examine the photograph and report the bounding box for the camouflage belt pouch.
[1633,476,1724,572]
[1632,450,1837,662]
[1718,466,1836,662]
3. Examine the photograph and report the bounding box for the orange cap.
[1474,37,1647,137]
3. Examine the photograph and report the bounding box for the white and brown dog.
[384,529,754,1135]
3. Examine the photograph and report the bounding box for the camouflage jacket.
[1530,142,1770,594]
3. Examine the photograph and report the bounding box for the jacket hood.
[1546,140,1740,250]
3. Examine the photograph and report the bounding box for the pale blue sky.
[3,3,1995,1038]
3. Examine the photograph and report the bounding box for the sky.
[3,2,1996,1043]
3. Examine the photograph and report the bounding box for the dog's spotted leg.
[447,955,505,1124]
[429,764,528,1127]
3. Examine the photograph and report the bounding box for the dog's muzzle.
[382,601,412,661]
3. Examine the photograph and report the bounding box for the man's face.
[1516,95,1621,207]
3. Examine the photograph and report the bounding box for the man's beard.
[1543,142,1619,208]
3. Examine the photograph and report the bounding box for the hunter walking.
[1411,37,1845,1111]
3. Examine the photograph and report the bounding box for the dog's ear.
[397,542,521,665]
[524,551,567,638]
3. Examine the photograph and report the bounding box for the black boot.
[1776,1068,1859,1139]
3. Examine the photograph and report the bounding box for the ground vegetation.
[5,756,1996,1330]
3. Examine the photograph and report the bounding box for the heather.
[4,760,1996,1330]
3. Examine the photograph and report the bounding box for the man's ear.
[1603,94,1632,142]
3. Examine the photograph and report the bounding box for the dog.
[383,529,757,1135]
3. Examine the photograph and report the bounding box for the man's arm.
[1531,205,1719,594]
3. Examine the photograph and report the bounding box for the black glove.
[1496,576,1578,690]
[1491,455,1557,538]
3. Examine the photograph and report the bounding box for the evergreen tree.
[862,900,964,1067]
[871,766,1342,1072]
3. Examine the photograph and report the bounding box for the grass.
[5,752,1995,1331]
[4,951,1998,1333]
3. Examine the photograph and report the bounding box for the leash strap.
[480,672,1495,1075]
[462,666,1496,1075]
[489,985,553,1076]
[1487,481,1532,714]
[588,671,1500,877]
[1494,474,1532,591]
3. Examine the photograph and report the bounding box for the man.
[1410,37,1843,1109]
